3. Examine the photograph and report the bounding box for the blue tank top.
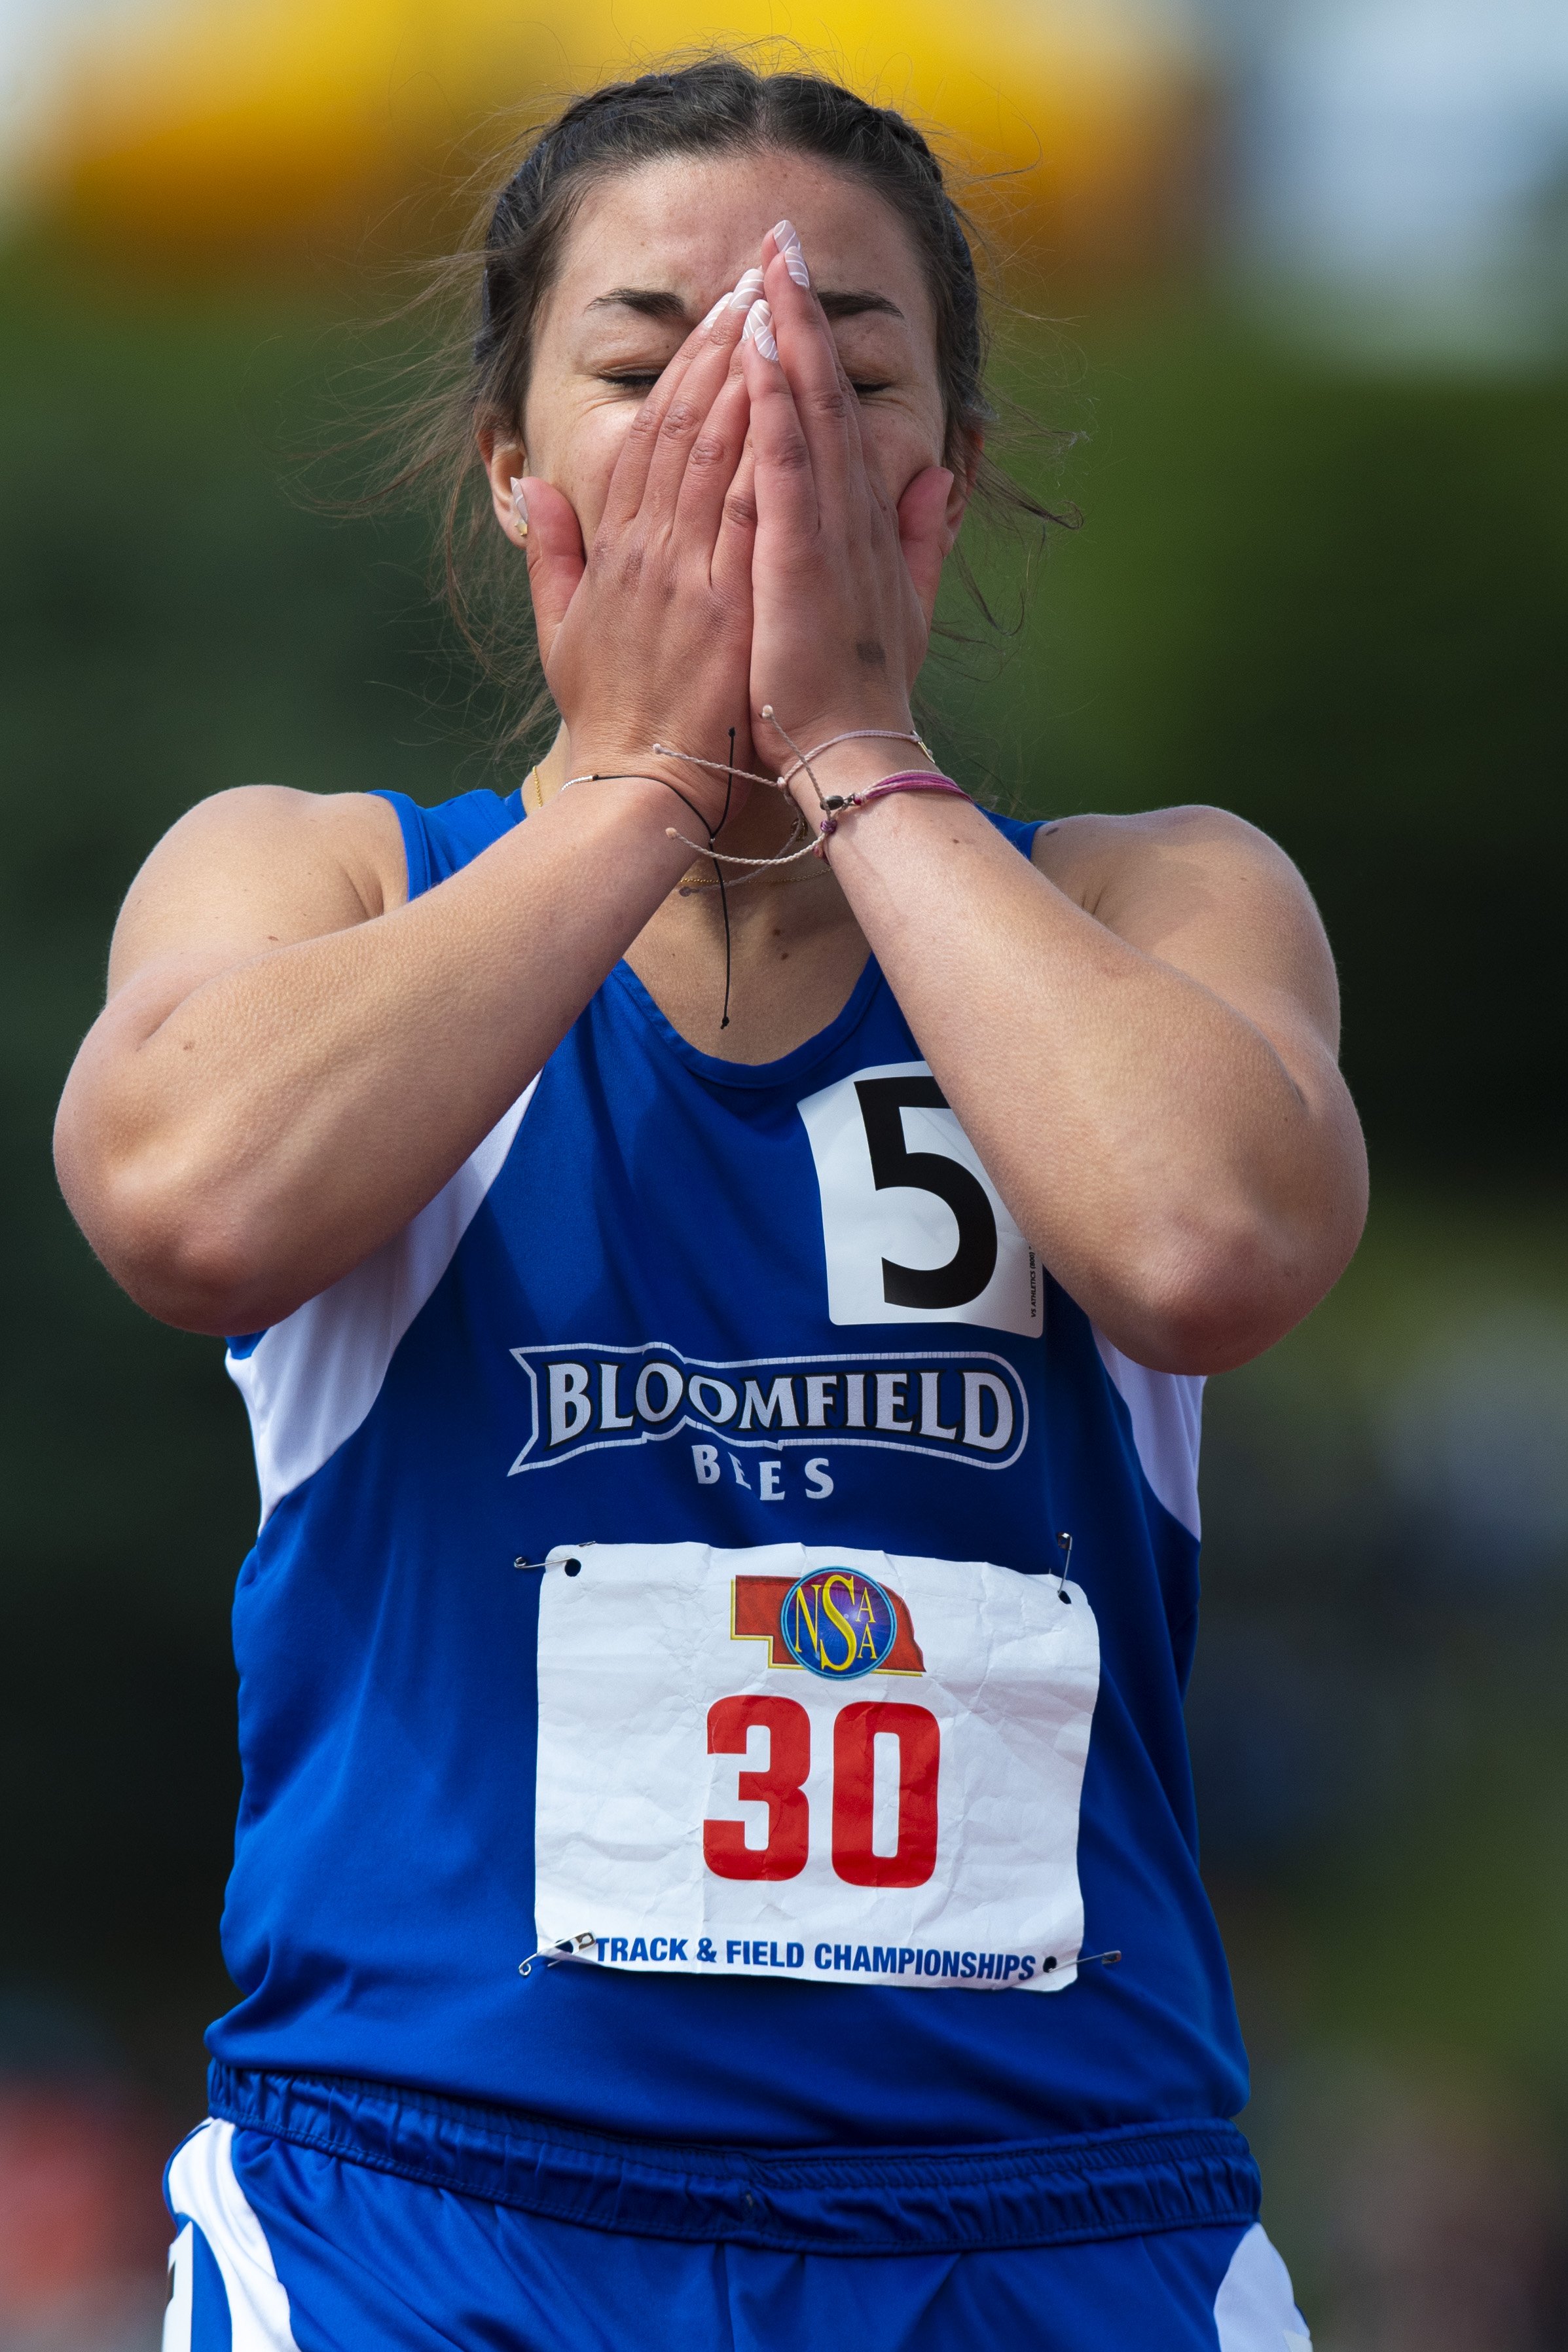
[210,784,1247,2157]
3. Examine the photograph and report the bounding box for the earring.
[509,476,529,540]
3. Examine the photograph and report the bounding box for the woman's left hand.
[736,224,956,773]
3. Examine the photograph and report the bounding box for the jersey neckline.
[608,951,886,1090]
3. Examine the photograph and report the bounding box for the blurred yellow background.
[28,0,1207,266]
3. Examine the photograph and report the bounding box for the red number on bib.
[703,1696,811,1881]
[831,1702,940,1888]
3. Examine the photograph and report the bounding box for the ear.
[478,427,530,548]
[476,425,585,650]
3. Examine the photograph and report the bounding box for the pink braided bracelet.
[813,769,972,854]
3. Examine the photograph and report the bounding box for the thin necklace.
[678,858,834,897]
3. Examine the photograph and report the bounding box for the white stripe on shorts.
[163,2120,299,2352]
[1214,2222,1312,2350]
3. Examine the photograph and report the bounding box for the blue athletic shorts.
[162,2115,1311,2351]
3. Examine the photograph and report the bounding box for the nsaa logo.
[731,1570,926,1680]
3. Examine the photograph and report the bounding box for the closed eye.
[598,369,893,397]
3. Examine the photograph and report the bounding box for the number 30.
[702,1695,939,1888]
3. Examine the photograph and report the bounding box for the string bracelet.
[755,707,971,857]
[661,825,821,872]
[555,746,970,867]
[651,743,783,791]
[557,769,714,834]
[810,770,972,855]
[555,764,803,877]
[777,727,936,790]
[661,768,972,867]
[678,807,814,894]
[648,726,938,797]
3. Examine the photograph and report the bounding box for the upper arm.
[106,785,409,1005]
[1032,806,1343,1086]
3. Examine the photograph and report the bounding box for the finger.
[638,272,761,523]
[710,436,757,609]
[513,476,585,651]
[759,223,857,511]
[672,363,752,559]
[738,303,820,543]
[601,269,762,530]
[896,466,956,625]
[598,355,693,533]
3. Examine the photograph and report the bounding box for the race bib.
[533,1541,1100,1992]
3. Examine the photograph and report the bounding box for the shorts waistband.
[207,2062,1260,2254]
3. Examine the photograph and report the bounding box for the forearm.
[817,773,1365,1370]
[56,778,691,1333]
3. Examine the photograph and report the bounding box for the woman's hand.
[736,223,957,775]
[513,280,761,823]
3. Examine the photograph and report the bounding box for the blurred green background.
[3,207,1567,2342]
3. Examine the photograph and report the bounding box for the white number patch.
[797,1062,1041,1335]
[533,1540,1100,1991]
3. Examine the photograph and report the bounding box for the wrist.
[551,745,725,831]
[535,760,722,891]
[778,735,931,815]
[758,702,917,772]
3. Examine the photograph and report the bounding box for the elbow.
[54,1124,280,1337]
[1091,1200,1365,1376]
[121,1226,274,1340]
[1112,1289,1288,1378]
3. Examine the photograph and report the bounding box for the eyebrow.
[587,288,688,322]
[585,286,905,323]
[819,290,903,322]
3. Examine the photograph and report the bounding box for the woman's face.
[503,147,972,544]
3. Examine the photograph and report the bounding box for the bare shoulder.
[1033,804,1341,1054]
[108,786,408,996]
[1032,803,1303,907]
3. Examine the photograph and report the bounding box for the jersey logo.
[797,1061,1042,1338]
[731,1571,926,1678]
[506,1340,1029,1475]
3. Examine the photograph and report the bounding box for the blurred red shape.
[0,2085,168,2322]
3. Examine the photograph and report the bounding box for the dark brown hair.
[377,54,1071,752]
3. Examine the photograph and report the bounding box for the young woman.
[55,60,1364,2352]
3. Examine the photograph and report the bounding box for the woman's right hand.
[513,280,761,824]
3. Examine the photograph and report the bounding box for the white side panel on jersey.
[1214,2222,1313,2349]
[227,1082,537,1523]
[1093,1327,1204,1539]
[164,2120,299,2352]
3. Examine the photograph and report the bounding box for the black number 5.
[854,1077,998,1310]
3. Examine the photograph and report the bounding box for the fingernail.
[727,266,765,312]
[700,293,729,329]
[741,299,777,361]
[771,219,810,288]
[509,477,529,536]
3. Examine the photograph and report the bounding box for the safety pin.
[518,1932,597,1977]
[1039,1949,1120,1974]
[1054,1532,1074,1602]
